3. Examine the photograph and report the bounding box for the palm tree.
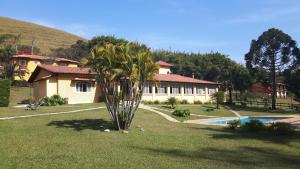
[84,42,158,130]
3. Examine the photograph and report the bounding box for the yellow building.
[11,54,79,81]
[28,65,101,104]
[28,60,219,104]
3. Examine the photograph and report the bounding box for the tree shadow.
[189,126,300,144]
[202,105,217,109]
[129,145,300,168]
[47,119,114,131]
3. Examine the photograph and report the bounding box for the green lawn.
[1,104,300,169]
[230,105,300,117]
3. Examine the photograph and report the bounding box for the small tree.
[212,91,224,109]
[84,41,158,130]
[167,97,178,109]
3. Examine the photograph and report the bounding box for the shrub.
[167,97,178,109]
[147,101,153,104]
[40,95,64,106]
[268,122,295,135]
[227,120,240,129]
[194,100,203,104]
[181,99,188,104]
[241,101,247,107]
[242,119,265,132]
[172,109,191,117]
[212,91,224,109]
[40,96,51,106]
[0,79,11,107]
[153,100,160,104]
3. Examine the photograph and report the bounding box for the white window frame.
[184,84,193,95]
[75,82,92,93]
[208,88,216,95]
[143,83,152,94]
[170,84,180,95]
[196,87,205,95]
[156,84,167,94]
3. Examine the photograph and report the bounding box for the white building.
[141,61,220,103]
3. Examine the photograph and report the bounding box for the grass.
[149,104,236,121]
[0,16,84,53]
[0,104,300,169]
[230,105,300,117]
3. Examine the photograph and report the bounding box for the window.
[184,85,193,94]
[143,84,152,94]
[19,59,27,66]
[196,87,205,95]
[156,85,167,94]
[171,85,180,94]
[208,88,216,95]
[59,63,68,66]
[76,82,92,92]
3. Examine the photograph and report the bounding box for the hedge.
[0,79,11,107]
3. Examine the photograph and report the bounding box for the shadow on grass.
[130,145,300,168]
[189,126,300,144]
[202,105,217,109]
[47,119,113,131]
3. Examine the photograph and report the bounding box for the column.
[152,85,156,100]
[181,85,184,100]
[205,87,208,101]
[167,85,170,97]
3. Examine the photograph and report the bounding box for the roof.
[28,65,95,82]
[155,60,173,67]
[12,54,48,60]
[37,64,94,74]
[154,74,219,84]
[250,83,272,94]
[12,54,79,64]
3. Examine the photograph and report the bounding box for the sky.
[1,0,300,63]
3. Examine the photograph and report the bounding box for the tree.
[245,28,300,109]
[212,91,224,109]
[0,34,19,79]
[167,97,178,109]
[83,41,158,130]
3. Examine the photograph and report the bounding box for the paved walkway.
[225,106,241,117]
[139,105,179,122]
[0,107,105,120]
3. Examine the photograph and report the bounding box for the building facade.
[28,61,219,104]
[11,54,79,81]
[142,61,219,103]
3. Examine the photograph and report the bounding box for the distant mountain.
[0,16,85,53]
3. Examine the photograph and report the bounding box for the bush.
[242,119,265,132]
[241,101,247,107]
[0,79,11,107]
[40,95,65,106]
[227,120,240,129]
[194,100,203,104]
[172,109,191,117]
[180,99,188,104]
[167,97,178,109]
[153,100,160,104]
[268,122,295,135]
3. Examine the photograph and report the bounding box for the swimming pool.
[207,117,291,125]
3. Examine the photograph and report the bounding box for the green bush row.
[0,79,10,107]
[227,119,296,135]
[172,109,191,117]
[40,95,65,106]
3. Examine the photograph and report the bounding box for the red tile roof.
[12,54,79,63]
[155,60,173,67]
[12,54,48,60]
[55,57,80,64]
[37,64,94,74]
[154,74,219,84]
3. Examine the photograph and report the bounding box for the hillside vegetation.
[0,16,85,53]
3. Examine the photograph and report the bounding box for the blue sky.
[1,0,300,63]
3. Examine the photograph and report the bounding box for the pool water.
[207,117,290,125]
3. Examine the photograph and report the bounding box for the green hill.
[0,16,85,53]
